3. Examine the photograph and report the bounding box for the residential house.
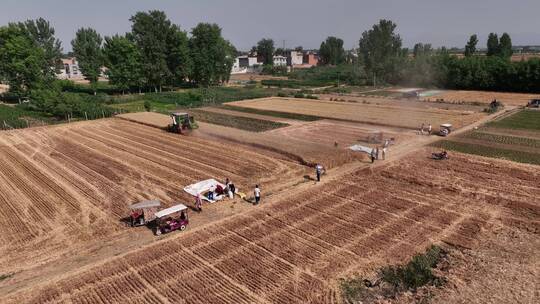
[303,52,319,66]
[273,55,287,66]
[287,51,304,66]
[57,57,83,79]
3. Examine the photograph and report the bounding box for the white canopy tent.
[183,179,226,203]
[155,204,188,219]
[349,144,373,155]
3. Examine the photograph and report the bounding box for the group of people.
[194,178,238,212]
[419,123,433,135]
[370,139,390,163]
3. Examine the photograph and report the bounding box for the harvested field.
[423,90,538,106]
[227,97,485,129]
[4,151,538,303]
[317,94,486,112]
[193,121,367,169]
[188,109,289,132]
[116,112,384,169]
[116,112,171,129]
[0,119,306,279]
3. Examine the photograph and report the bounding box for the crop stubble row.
[7,151,538,303]
[0,119,303,273]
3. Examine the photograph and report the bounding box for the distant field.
[487,110,540,130]
[423,90,538,106]
[433,110,540,165]
[188,109,289,132]
[227,97,485,130]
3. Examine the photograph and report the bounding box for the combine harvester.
[167,112,198,134]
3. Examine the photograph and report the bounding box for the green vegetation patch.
[432,140,540,165]
[463,131,540,149]
[221,105,322,122]
[487,110,540,131]
[0,272,13,282]
[0,104,55,129]
[340,245,446,303]
[188,109,289,132]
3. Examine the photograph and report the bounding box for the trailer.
[128,200,161,227]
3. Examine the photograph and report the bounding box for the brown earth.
[3,151,538,303]
[0,106,537,303]
[227,97,486,130]
[0,119,308,293]
[317,94,486,112]
[423,90,538,106]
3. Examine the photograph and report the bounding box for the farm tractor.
[167,112,198,134]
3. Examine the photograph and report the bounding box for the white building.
[273,55,287,66]
[287,51,304,66]
[57,58,83,80]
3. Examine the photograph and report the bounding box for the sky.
[2,0,540,52]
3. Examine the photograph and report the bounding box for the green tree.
[0,25,46,101]
[189,23,235,86]
[130,10,170,92]
[17,18,62,80]
[358,19,405,84]
[166,25,191,86]
[487,33,499,56]
[103,35,142,94]
[413,43,432,58]
[464,34,478,57]
[71,27,103,91]
[499,33,513,59]
[257,38,274,65]
[319,36,345,65]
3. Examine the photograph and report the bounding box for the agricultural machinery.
[167,112,198,134]
[438,123,453,137]
[153,204,189,236]
[431,151,449,160]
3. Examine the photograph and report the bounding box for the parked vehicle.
[128,200,161,227]
[154,204,189,236]
[439,123,452,136]
[527,99,540,108]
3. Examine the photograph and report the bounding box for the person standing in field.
[370,148,376,163]
[428,124,432,135]
[382,146,387,160]
[195,193,202,212]
[420,123,425,135]
[315,164,325,182]
[208,184,215,201]
[254,185,261,205]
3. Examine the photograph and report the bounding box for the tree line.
[299,20,540,93]
[0,11,236,101]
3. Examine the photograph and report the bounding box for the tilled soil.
[227,97,485,130]
[424,90,538,107]
[0,119,306,278]
[5,151,537,303]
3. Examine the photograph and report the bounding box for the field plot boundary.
[226,97,485,130]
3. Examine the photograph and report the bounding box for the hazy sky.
[2,0,539,52]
